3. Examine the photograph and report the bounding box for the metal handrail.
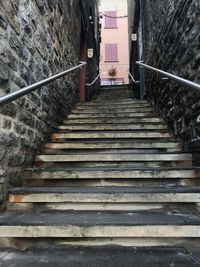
[136,61,200,92]
[0,61,87,106]
[86,73,100,87]
[128,71,140,84]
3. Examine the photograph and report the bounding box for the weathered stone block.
[0,102,17,117]
[0,58,8,83]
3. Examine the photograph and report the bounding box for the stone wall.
[0,0,99,207]
[140,0,200,160]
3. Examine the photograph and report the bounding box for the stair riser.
[52,133,171,139]
[35,154,192,163]
[0,226,199,238]
[57,125,167,131]
[43,142,181,150]
[43,149,182,154]
[24,170,200,180]
[76,104,151,108]
[64,118,164,124]
[0,237,199,250]
[34,161,193,169]
[23,179,199,188]
[7,203,164,212]
[9,193,200,203]
[68,113,157,119]
[93,97,134,100]
[9,203,199,212]
[71,108,153,113]
[77,100,149,105]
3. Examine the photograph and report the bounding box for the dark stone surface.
[0,211,200,226]
[139,0,200,161]
[10,186,200,194]
[0,247,199,267]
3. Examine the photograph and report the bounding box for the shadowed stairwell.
[0,86,200,265]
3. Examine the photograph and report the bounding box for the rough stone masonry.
[141,0,200,163]
[0,0,99,208]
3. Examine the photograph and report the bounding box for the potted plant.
[108,67,117,84]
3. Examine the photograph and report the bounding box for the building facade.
[99,0,129,85]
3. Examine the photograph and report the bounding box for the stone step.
[24,168,200,180]
[79,99,148,103]
[35,153,192,163]
[67,113,156,119]
[44,141,181,150]
[94,95,133,99]
[9,186,200,204]
[52,132,171,140]
[64,118,164,124]
[87,100,147,104]
[57,124,167,131]
[8,202,166,212]
[35,162,191,168]
[93,99,135,102]
[0,247,198,266]
[0,211,199,238]
[76,103,151,108]
[43,148,181,154]
[71,108,153,113]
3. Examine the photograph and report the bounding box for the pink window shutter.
[105,11,117,28]
[105,44,118,62]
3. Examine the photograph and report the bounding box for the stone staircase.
[1,86,200,250]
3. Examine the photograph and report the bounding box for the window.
[105,11,117,29]
[105,44,118,62]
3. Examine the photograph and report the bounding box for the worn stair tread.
[24,167,200,179]
[10,186,200,194]
[8,186,200,203]
[44,142,181,150]
[52,132,171,139]
[57,125,167,130]
[64,118,164,124]
[35,153,192,162]
[0,247,198,267]
[71,109,154,114]
[67,113,157,118]
[75,104,152,108]
[0,211,200,226]
[0,246,198,267]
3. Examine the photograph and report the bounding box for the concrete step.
[43,148,181,154]
[0,247,198,266]
[79,99,148,103]
[86,100,147,105]
[43,141,181,150]
[35,153,192,163]
[52,132,171,140]
[0,211,199,238]
[57,124,167,131]
[7,202,166,212]
[71,108,153,113]
[76,103,151,108]
[24,167,200,180]
[67,112,156,119]
[63,118,164,124]
[9,186,200,204]
[93,99,135,102]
